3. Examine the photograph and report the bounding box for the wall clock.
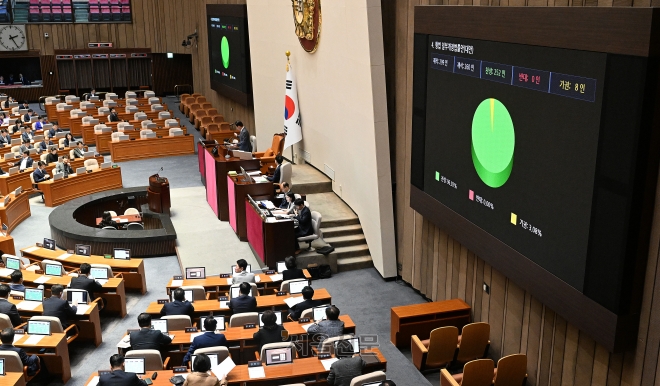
[0,25,27,52]
[291,0,321,53]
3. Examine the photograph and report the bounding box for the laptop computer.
[191,354,218,369]
[259,311,282,327]
[231,264,252,273]
[24,288,44,303]
[101,162,111,169]
[200,316,225,332]
[333,337,361,356]
[66,290,88,304]
[264,347,294,366]
[124,357,146,375]
[288,280,309,295]
[313,305,332,322]
[75,244,91,256]
[44,263,62,276]
[5,256,20,270]
[113,248,130,260]
[185,267,206,280]
[10,138,20,146]
[151,319,168,334]
[53,173,63,181]
[277,261,287,273]
[89,267,109,285]
[83,151,94,159]
[75,167,87,175]
[184,289,194,303]
[33,135,44,142]
[27,320,51,336]
[230,286,241,299]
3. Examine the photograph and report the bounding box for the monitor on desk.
[66,290,88,304]
[185,267,206,280]
[10,138,20,145]
[313,305,332,322]
[75,167,87,175]
[334,337,360,356]
[288,280,309,295]
[183,289,194,303]
[200,316,225,332]
[43,238,55,250]
[229,286,241,299]
[276,261,287,273]
[230,264,251,273]
[113,248,130,260]
[259,311,282,327]
[83,151,94,159]
[75,244,91,256]
[192,354,218,369]
[43,124,52,130]
[27,320,51,336]
[101,162,112,169]
[5,256,20,271]
[151,319,168,334]
[124,357,145,375]
[33,135,44,142]
[53,173,63,181]
[264,347,293,366]
[44,263,62,276]
[90,267,109,280]
[24,288,43,302]
[0,358,4,376]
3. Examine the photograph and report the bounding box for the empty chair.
[144,91,156,98]
[125,105,138,113]
[198,116,212,131]
[105,92,118,100]
[97,107,110,115]
[125,350,169,371]
[125,91,137,99]
[84,159,99,171]
[254,134,285,171]
[350,371,387,386]
[250,135,257,152]
[493,354,527,386]
[110,132,123,142]
[229,312,259,328]
[124,208,139,215]
[297,211,323,250]
[141,120,153,129]
[151,104,163,112]
[158,111,171,120]
[164,119,179,128]
[412,326,459,371]
[82,116,96,125]
[256,342,297,361]
[212,115,225,124]
[280,279,308,293]
[162,315,192,331]
[148,96,160,105]
[441,359,495,386]
[279,162,292,185]
[230,283,258,297]
[180,286,208,301]
[126,98,138,106]
[187,103,201,119]
[455,322,490,364]
[126,222,144,230]
[103,99,117,108]
[169,128,183,137]
[29,316,78,344]
[134,112,147,121]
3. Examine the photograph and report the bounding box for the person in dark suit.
[266,154,284,183]
[9,270,26,292]
[12,150,33,171]
[32,161,51,183]
[23,109,32,124]
[19,138,33,154]
[129,313,173,351]
[99,354,147,386]
[182,316,227,366]
[288,286,324,321]
[253,310,288,352]
[98,211,117,229]
[278,183,292,208]
[18,74,28,85]
[21,126,33,143]
[0,284,21,326]
[48,124,63,139]
[326,339,366,386]
[73,141,85,159]
[37,136,54,152]
[46,147,59,164]
[69,263,104,299]
[43,284,77,330]
[108,108,120,122]
[282,256,305,281]
[0,130,10,146]
[0,328,40,376]
[160,288,195,318]
[86,89,98,101]
[233,121,252,152]
[293,198,313,254]
[7,74,14,85]
[63,132,75,147]
[228,282,257,315]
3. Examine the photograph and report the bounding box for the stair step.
[297,244,369,259]
[294,181,333,195]
[337,256,374,272]
[322,218,360,228]
[323,234,366,248]
[321,224,363,238]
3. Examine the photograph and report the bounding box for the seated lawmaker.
[0,130,10,146]
[253,310,289,352]
[228,282,257,315]
[108,108,120,122]
[306,305,345,345]
[55,155,74,177]
[293,198,313,254]
[73,141,85,159]
[273,192,296,215]
[160,288,195,318]
[21,126,33,143]
[63,133,75,147]
[69,263,104,299]
[9,270,26,292]
[282,256,305,281]
[0,284,21,327]
[288,286,324,321]
[48,124,63,139]
[34,116,44,131]
[0,328,40,376]
[182,316,227,366]
[129,313,173,351]
[46,146,59,164]
[38,136,55,152]
[232,258,255,284]
[86,89,98,101]
[43,284,77,331]
[32,161,51,183]
[326,338,366,386]
[186,354,226,386]
[266,154,284,182]
[19,138,33,154]
[99,354,147,386]
[13,150,33,171]
[98,211,117,229]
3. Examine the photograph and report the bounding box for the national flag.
[283,62,302,150]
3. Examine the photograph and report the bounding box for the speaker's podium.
[148,174,171,214]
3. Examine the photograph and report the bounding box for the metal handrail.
[174,84,193,103]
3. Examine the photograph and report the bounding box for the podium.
[148,174,171,213]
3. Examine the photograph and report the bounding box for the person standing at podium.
[233,121,252,152]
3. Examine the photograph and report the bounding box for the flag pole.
[286,50,295,165]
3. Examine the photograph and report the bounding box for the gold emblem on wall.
[291,0,321,53]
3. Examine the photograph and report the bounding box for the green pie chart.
[221,36,229,69]
[471,98,515,188]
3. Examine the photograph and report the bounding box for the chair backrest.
[40,153,48,162]
[84,159,99,170]
[206,109,219,117]
[150,104,163,112]
[493,354,527,386]
[280,279,307,293]
[229,312,259,327]
[162,315,192,330]
[145,91,156,98]
[280,162,292,185]
[350,371,387,386]
[212,115,224,123]
[108,210,118,217]
[125,91,137,99]
[461,359,495,386]
[180,286,206,300]
[427,326,459,367]
[59,138,66,147]
[141,120,153,129]
[30,316,64,333]
[230,283,258,296]
[456,322,490,363]
[126,222,144,230]
[126,98,138,105]
[259,342,296,362]
[195,96,206,104]
[124,208,140,215]
[193,346,230,364]
[125,349,163,371]
[98,107,110,115]
[165,119,179,128]
[310,211,322,238]
[317,334,354,355]
[0,313,14,329]
[0,351,23,372]
[158,111,171,120]
[250,135,257,152]
[90,263,113,278]
[126,105,138,114]
[11,145,20,154]
[2,254,29,267]
[169,128,183,137]
[111,132,122,142]
[62,288,91,303]
[200,116,212,126]
[300,308,314,320]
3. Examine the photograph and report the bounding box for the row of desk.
[108,135,196,162]
[37,166,123,207]
[94,124,186,154]
[164,270,312,297]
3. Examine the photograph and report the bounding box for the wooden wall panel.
[391,1,660,386]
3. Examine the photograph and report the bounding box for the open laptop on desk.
[66,290,88,305]
[185,267,206,280]
[5,256,20,271]
[259,311,282,327]
[113,248,130,260]
[44,263,62,276]
[151,319,175,339]
[27,320,51,336]
[264,346,294,366]
[75,244,91,256]
[124,357,145,375]
[276,261,287,273]
[288,280,310,295]
[89,267,109,285]
[183,289,195,303]
[200,315,225,332]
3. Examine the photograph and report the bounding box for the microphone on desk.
[155,167,164,182]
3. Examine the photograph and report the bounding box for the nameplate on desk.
[127,329,139,334]
[35,270,43,275]
[247,361,262,368]
[172,366,188,373]
[157,299,169,304]
[67,250,74,254]
[173,275,183,280]
[298,318,311,324]
[265,270,275,275]
[98,370,112,376]
[243,323,256,329]
[276,291,287,296]
[36,243,43,247]
[14,329,24,334]
[12,295,23,300]
[318,353,332,359]
[185,327,198,333]
[219,296,228,301]
[219,273,230,278]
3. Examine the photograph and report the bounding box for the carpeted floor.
[13,97,440,386]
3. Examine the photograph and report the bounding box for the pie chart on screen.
[221,36,230,69]
[471,98,515,188]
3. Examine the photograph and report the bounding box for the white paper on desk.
[0,268,13,277]
[23,246,40,253]
[168,334,175,340]
[13,334,23,343]
[301,323,314,332]
[269,274,283,282]
[189,332,203,342]
[248,366,266,379]
[226,278,232,285]
[119,219,128,223]
[17,301,41,310]
[87,375,100,386]
[254,275,261,283]
[253,177,268,183]
[76,304,91,315]
[247,171,261,176]
[211,356,236,378]
[24,334,45,345]
[259,200,275,210]
[116,337,131,349]
[284,296,305,308]
[33,276,50,284]
[56,253,72,260]
[321,358,339,371]
[219,301,229,309]
[171,280,183,287]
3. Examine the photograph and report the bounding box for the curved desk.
[0,191,31,233]
[38,166,123,207]
[108,135,195,162]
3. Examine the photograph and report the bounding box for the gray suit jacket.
[237,127,252,152]
[55,162,74,176]
[232,271,255,284]
[327,356,365,386]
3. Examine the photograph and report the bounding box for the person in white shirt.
[232,259,255,284]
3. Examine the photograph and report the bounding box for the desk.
[95,214,142,226]
[95,127,188,154]
[0,191,30,233]
[20,246,147,294]
[0,234,15,255]
[44,156,105,178]
[1,372,25,386]
[0,169,32,195]
[16,332,71,383]
[245,199,294,268]
[228,175,273,242]
[108,135,195,162]
[145,289,332,318]
[38,167,123,207]
[164,270,311,297]
[390,299,471,348]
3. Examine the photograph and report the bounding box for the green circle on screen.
[221,36,230,69]
[471,98,515,188]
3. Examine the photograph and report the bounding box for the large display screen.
[206,5,252,105]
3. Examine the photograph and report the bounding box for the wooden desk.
[108,135,195,162]
[245,200,294,268]
[1,372,26,386]
[391,299,471,348]
[164,270,311,296]
[228,175,273,242]
[0,168,33,195]
[95,127,188,154]
[44,156,105,178]
[20,246,147,294]
[38,167,123,207]
[95,214,142,226]
[0,234,15,255]
[16,332,71,383]
[145,289,332,317]
[0,191,30,233]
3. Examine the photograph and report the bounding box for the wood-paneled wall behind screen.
[389,1,660,386]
